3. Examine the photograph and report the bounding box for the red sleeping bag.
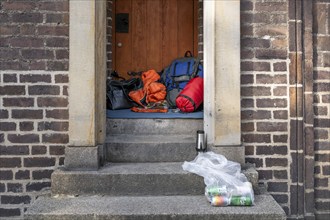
[176,77,203,112]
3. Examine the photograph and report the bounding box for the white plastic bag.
[182,151,254,206]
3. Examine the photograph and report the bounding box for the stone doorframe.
[65,0,242,170]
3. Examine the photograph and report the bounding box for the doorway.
[110,0,199,79]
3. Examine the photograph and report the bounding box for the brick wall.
[0,0,69,71]
[313,0,330,219]
[240,0,291,215]
[0,0,69,219]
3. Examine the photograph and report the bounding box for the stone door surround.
[66,0,242,170]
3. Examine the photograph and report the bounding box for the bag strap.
[184,51,193,57]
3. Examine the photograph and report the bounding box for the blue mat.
[107,109,203,119]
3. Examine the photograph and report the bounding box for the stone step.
[51,162,259,196]
[106,118,203,135]
[106,134,197,162]
[25,194,286,220]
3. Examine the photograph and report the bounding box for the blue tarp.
[106,109,203,119]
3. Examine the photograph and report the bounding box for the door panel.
[113,0,197,79]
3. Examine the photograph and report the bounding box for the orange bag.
[129,70,166,107]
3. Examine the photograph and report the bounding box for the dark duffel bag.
[106,77,142,110]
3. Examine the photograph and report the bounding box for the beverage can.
[211,196,230,207]
[206,186,228,196]
[230,196,253,206]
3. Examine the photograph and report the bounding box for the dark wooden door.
[112,0,198,79]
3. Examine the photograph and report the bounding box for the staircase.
[25,118,286,220]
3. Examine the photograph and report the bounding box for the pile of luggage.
[107,51,203,113]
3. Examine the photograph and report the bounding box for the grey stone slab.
[52,162,259,197]
[64,146,102,170]
[106,118,203,135]
[209,145,245,165]
[106,134,198,162]
[25,194,286,220]
[51,162,204,196]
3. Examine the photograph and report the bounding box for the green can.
[206,186,227,196]
[230,196,253,206]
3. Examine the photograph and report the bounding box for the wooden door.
[112,0,198,79]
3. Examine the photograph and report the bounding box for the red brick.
[241,99,254,108]
[12,13,43,23]
[273,62,287,71]
[37,97,68,107]
[9,37,44,48]
[274,110,288,119]
[0,86,25,95]
[26,182,51,192]
[256,74,287,84]
[241,61,270,71]
[256,98,287,108]
[55,50,69,59]
[63,86,68,96]
[15,170,30,180]
[257,122,287,132]
[19,122,34,131]
[24,157,55,167]
[0,13,10,23]
[0,145,29,155]
[242,38,270,48]
[38,122,68,131]
[0,110,9,119]
[241,86,271,96]
[315,36,330,51]
[7,183,23,193]
[28,85,60,95]
[30,61,46,70]
[255,2,287,12]
[266,158,288,167]
[0,158,21,168]
[314,83,330,92]
[20,74,51,83]
[255,25,287,37]
[42,133,69,144]
[0,25,20,35]
[7,134,39,144]
[31,145,47,155]
[0,49,19,59]
[49,145,65,155]
[12,110,43,119]
[241,110,271,120]
[55,74,69,83]
[3,74,17,83]
[241,122,255,132]
[20,24,36,35]
[45,37,69,47]
[0,170,13,180]
[2,1,36,10]
[37,25,69,36]
[242,134,271,143]
[273,86,287,96]
[47,61,69,71]
[274,135,288,143]
[255,49,287,59]
[21,49,54,59]
[245,145,255,156]
[38,1,69,11]
[45,109,69,119]
[46,14,68,24]
[3,98,34,107]
[267,182,288,193]
[0,122,16,131]
[274,170,288,179]
[32,170,53,180]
